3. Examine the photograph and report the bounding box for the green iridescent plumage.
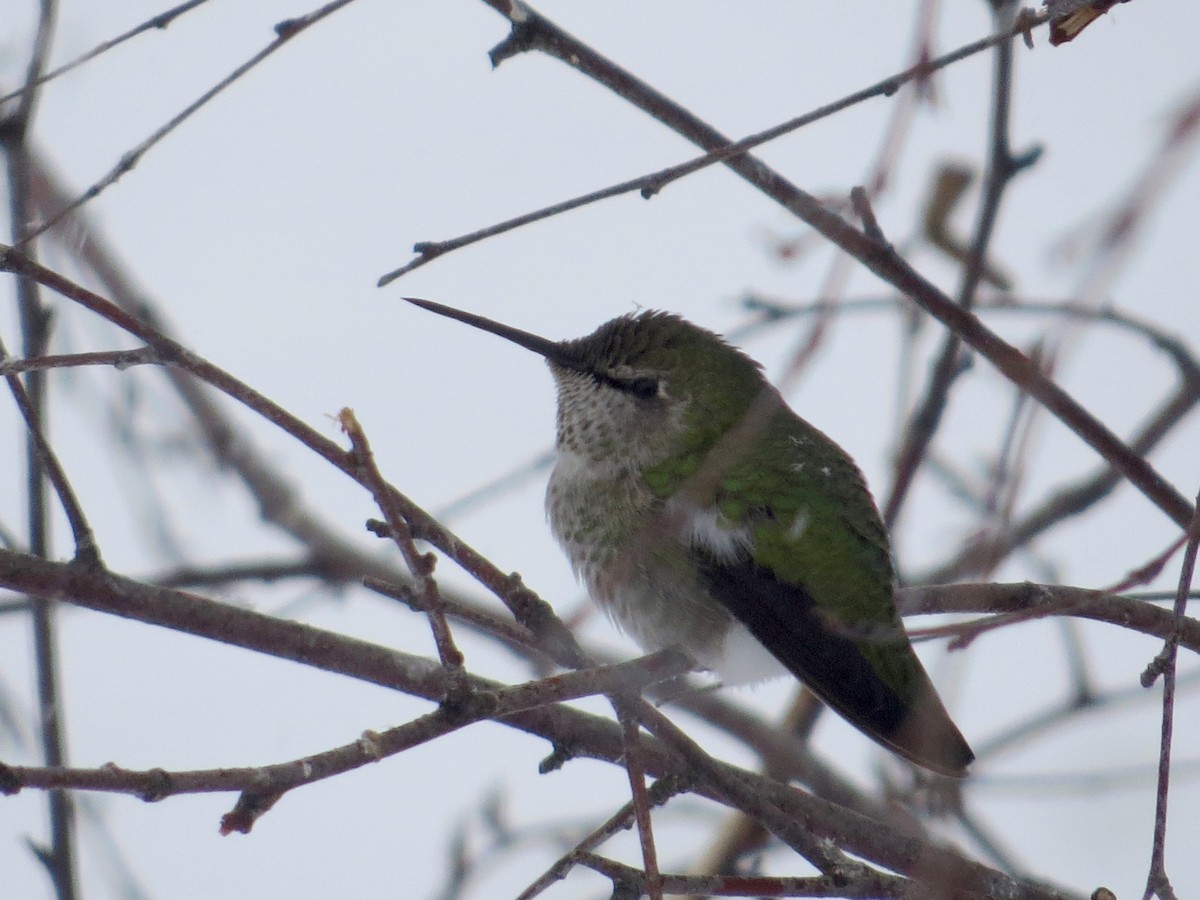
[409,299,973,776]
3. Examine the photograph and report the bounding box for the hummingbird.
[407,298,974,777]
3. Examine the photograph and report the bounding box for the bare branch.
[0,1,214,108]
[884,0,1040,530]
[898,583,1200,654]
[20,0,360,244]
[0,347,160,376]
[0,545,1072,898]
[378,11,1049,285]
[341,408,465,672]
[1139,491,1200,900]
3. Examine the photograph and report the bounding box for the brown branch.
[148,557,342,589]
[5,0,57,129]
[0,340,100,566]
[622,696,1074,899]
[383,563,940,842]
[0,546,1071,898]
[611,695,663,900]
[363,575,552,668]
[370,566,931,840]
[516,775,690,900]
[378,11,1049,285]
[0,243,587,666]
[340,409,465,673]
[3,656,686,831]
[630,699,880,876]
[687,690,827,893]
[897,583,1200,655]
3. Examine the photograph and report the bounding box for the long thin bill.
[404,298,582,370]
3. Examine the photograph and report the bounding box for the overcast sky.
[2,2,1200,898]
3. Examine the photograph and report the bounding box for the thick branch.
[0,547,1072,898]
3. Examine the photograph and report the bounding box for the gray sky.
[2,2,1200,898]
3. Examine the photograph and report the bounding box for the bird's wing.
[687,417,974,776]
[692,545,972,776]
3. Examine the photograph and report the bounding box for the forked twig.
[340,408,464,673]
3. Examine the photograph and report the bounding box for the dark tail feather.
[695,551,974,777]
[877,675,974,778]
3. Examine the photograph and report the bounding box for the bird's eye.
[627,377,660,400]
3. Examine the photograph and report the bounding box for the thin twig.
[979,339,1040,530]
[975,754,1200,797]
[6,0,58,128]
[610,695,662,900]
[340,408,464,672]
[0,1,213,107]
[0,340,100,565]
[0,347,160,376]
[148,557,340,589]
[363,576,552,667]
[1139,491,1200,900]
[1,3,81,894]
[20,0,360,245]
[2,654,684,829]
[687,690,827,894]
[377,11,1049,285]
[774,0,939,393]
[630,698,852,876]
[955,801,1024,876]
[516,776,689,900]
[883,0,1038,530]
[434,448,557,521]
[897,582,1200,654]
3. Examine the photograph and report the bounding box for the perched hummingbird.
[407,298,974,777]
